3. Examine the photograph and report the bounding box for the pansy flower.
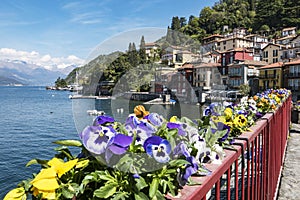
[80,125,116,155]
[93,115,114,126]
[233,114,247,127]
[173,141,190,158]
[126,120,156,145]
[167,122,187,136]
[177,156,199,186]
[143,136,171,163]
[105,134,133,162]
[147,113,164,126]
[134,105,149,119]
[4,187,26,200]
[211,122,230,142]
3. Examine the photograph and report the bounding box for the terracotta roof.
[243,60,268,66]
[220,48,252,53]
[259,62,283,69]
[284,59,300,65]
[145,43,158,46]
[202,34,224,40]
[194,62,221,68]
[276,35,296,41]
[282,27,296,31]
[262,43,282,49]
[181,63,194,69]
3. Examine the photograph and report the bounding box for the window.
[273,49,278,57]
[230,56,233,64]
[264,51,268,58]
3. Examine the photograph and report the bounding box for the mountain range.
[0,60,78,86]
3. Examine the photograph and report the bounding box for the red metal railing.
[169,96,292,200]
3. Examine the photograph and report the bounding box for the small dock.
[144,98,176,105]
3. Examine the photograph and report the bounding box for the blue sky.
[0,0,216,66]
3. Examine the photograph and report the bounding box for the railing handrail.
[168,95,292,200]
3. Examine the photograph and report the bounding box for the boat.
[87,110,105,116]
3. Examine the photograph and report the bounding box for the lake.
[0,86,202,198]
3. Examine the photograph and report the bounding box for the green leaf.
[135,176,148,191]
[94,182,118,198]
[53,140,82,147]
[111,192,129,200]
[98,170,115,181]
[168,159,190,167]
[134,192,150,200]
[25,159,48,167]
[149,178,159,199]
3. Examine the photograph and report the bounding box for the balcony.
[288,73,300,77]
[228,72,242,77]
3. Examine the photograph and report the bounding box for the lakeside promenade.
[278,123,300,200]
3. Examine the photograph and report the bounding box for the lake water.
[0,86,202,198]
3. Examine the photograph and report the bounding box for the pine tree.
[139,36,147,64]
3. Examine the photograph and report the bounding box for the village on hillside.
[114,27,300,104]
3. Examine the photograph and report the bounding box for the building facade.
[259,62,283,91]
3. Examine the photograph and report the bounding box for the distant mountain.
[0,60,68,86]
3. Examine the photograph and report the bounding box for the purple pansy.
[105,134,133,162]
[204,103,220,116]
[167,122,187,136]
[255,112,263,118]
[80,125,116,155]
[177,156,199,186]
[147,113,164,126]
[125,115,140,129]
[211,122,230,142]
[93,115,115,126]
[144,136,171,163]
[173,142,190,158]
[126,120,156,145]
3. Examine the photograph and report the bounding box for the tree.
[55,77,67,88]
[139,36,147,64]
[239,84,250,97]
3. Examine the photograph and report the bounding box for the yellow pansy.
[233,115,247,127]
[48,157,78,178]
[169,116,177,122]
[32,187,56,200]
[30,168,59,199]
[134,105,149,119]
[211,115,226,124]
[224,108,233,120]
[4,187,26,200]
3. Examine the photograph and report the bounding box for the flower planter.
[4,89,291,200]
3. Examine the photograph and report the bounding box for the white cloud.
[0,48,84,73]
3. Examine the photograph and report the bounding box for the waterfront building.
[281,35,300,62]
[220,48,253,85]
[283,59,300,100]
[259,62,283,91]
[215,36,253,52]
[281,27,297,37]
[261,43,282,64]
[227,60,267,95]
[245,34,269,61]
[193,62,222,90]
[161,46,200,68]
[201,34,224,53]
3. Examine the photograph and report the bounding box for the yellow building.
[259,62,283,90]
[262,43,282,64]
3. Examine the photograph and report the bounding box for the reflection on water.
[72,98,203,134]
